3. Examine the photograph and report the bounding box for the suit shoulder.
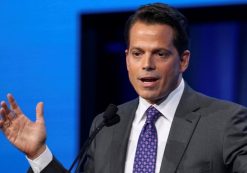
[92,98,139,125]
[193,90,247,116]
[117,98,139,112]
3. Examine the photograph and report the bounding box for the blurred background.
[0,0,247,172]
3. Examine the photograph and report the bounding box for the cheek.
[159,62,178,74]
[126,57,130,72]
[126,63,135,80]
[158,62,180,81]
[127,59,138,74]
[126,57,137,73]
[170,60,181,73]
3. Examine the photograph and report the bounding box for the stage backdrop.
[0,1,247,172]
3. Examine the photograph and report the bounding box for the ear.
[125,49,130,71]
[180,50,190,73]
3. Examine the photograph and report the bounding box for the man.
[1,3,247,173]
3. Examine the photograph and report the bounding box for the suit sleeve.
[26,114,102,173]
[223,106,247,172]
[27,157,68,173]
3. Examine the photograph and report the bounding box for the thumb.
[36,102,44,123]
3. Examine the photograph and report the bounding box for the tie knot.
[146,106,160,124]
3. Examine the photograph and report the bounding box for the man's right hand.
[0,93,47,160]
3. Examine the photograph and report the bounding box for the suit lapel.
[107,85,202,173]
[109,99,139,173]
[160,85,202,173]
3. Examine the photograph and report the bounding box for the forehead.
[129,21,175,47]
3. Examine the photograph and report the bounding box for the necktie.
[133,106,161,173]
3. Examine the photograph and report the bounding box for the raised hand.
[0,93,47,159]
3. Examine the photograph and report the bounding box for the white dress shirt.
[27,79,185,173]
[124,79,185,173]
[26,146,53,173]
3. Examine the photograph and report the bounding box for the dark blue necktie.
[133,106,161,173]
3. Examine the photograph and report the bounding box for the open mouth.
[138,77,159,87]
[140,77,159,82]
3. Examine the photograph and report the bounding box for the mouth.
[138,76,159,87]
[140,77,158,82]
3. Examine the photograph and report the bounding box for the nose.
[142,55,155,71]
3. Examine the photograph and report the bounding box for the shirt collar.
[136,78,185,123]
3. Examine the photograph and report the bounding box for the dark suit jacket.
[28,85,247,173]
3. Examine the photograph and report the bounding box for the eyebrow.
[152,48,172,54]
[130,47,170,51]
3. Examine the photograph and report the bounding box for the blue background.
[0,0,247,172]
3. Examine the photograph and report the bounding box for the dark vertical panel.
[80,12,137,146]
[237,23,247,106]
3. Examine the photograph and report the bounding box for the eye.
[155,50,171,58]
[158,52,165,57]
[131,50,142,57]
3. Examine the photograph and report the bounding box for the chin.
[139,93,160,103]
[139,90,168,104]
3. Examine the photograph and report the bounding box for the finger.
[1,101,11,114]
[1,101,17,120]
[7,93,23,115]
[36,102,44,124]
[0,108,7,128]
[0,107,7,121]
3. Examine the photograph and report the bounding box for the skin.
[126,21,190,104]
[0,94,46,159]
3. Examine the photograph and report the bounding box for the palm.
[5,112,46,156]
[0,94,46,158]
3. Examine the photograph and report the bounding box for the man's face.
[126,21,190,104]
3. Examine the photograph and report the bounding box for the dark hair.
[124,3,189,55]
